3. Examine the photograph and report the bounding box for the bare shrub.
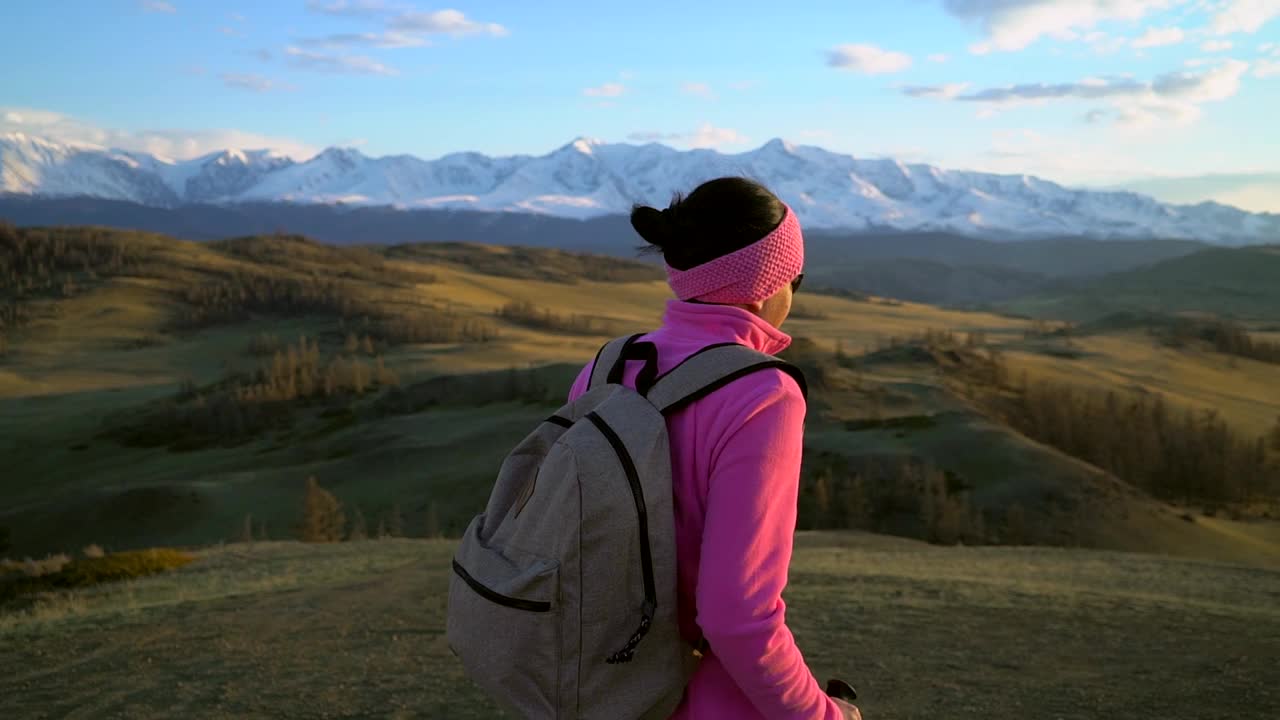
[1161,318,1280,365]
[105,335,401,451]
[18,553,73,578]
[1004,503,1028,545]
[424,502,441,539]
[238,515,255,544]
[247,333,282,357]
[387,503,404,538]
[799,453,990,545]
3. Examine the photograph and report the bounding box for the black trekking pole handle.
[826,678,858,703]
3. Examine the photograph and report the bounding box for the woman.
[565,177,862,719]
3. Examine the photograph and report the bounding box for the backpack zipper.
[586,412,657,664]
[452,558,552,612]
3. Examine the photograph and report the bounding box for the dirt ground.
[1,533,1278,719]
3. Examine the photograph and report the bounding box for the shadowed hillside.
[0,196,1215,307]
[1005,244,1280,321]
[1,225,1278,568]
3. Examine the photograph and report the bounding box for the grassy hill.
[807,258,1057,305]
[1,534,1277,719]
[1,225,1278,566]
[1,196,1218,310]
[1004,245,1280,322]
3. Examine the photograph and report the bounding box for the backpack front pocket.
[446,542,561,718]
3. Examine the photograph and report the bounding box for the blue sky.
[3,0,1279,198]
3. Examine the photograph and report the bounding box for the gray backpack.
[445,333,807,719]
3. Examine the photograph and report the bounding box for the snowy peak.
[1,133,1276,245]
[561,137,604,156]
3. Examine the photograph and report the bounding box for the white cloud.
[0,106,318,160]
[826,44,913,74]
[1096,101,1203,130]
[1256,58,1280,76]
[220,73,295,93]
[141,0,176,12]
[901,83,971,99]
[1132,26,1186,48]
[944,60,1250,128]
[583,83,625,97]
[955,60,1248,102]
[304,0,399,17]
[230,12,246,22]
[681,82,714,98]
[969,127,1162,183]
[628,123,749,149]
[1153,59,1250,101]
[1211,0,1280,35]
[927,53,951,63]
[298,32,428,48]
[1085,31,1129,54]
[942,0,1174,53]
[284,47,397,75]
[1184,57,1211,66]
[389,10,508,36]
[1201,39,1234,51]
[218,26,244,37]
[728,80,755,90]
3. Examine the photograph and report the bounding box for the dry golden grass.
[0,535,1275,719]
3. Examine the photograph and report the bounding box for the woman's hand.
[833,697,862,720]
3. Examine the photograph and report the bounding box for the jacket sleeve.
[694,370,844,720]
[566,361,592,403]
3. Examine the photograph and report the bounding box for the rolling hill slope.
[1,226,1277,565]
[1006,245,1280,321]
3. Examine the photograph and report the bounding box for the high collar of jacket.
[655,299,793,356]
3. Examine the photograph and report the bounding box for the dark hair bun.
[630,178,784,270]
[630,205,672,248]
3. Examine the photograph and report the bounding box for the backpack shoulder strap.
[643,343,808,416]
[587,333,645,391]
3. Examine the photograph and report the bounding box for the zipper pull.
[605,604,655,664]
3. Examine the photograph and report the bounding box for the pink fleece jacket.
[567,299,844,720]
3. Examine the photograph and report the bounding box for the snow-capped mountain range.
[2,132,1276,244]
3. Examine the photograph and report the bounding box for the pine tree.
[348,506,368,541]
[388,502,404,537]
[424,501,441,539]
[813,471,832,528]
[298,477,345,542]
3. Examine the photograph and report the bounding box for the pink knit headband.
[665,204,804,304]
